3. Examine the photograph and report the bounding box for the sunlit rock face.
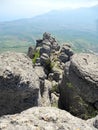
[0,107,97,130]
[0,52,41,116]
[59,53,98,119]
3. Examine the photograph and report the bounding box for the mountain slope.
[0,5,98,53]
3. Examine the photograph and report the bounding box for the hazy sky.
[0,0,98,21]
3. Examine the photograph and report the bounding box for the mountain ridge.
[0,5,98,53]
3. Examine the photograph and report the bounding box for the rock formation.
[59,53,98,119]
[27,46,34,59]
[0,33,98,129]
[27,32,74,107]
[59,44,74,63]
[0,51,53,116]
[0,107,97,130]
[0,52,41,116]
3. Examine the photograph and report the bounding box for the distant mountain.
[34,5,98,30]
[0,5,98,53]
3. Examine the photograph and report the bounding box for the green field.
[0,29,98,54]
[52,29,98,53]
[0,8,98,54]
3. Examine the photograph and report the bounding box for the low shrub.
[32,50,40,64]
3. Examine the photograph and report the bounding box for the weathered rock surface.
[41,80,51,106]
[43,32,56,43]
[59,52,69,63]
[34,66,46,80]
[59,53,98,119]
[58,44,74,63]
[87,115,98,129]
[40,45,51,56]
[40,53,50,67]
[51,42,60,52]
[70,53,98,103]
[0,107,97,130]
[0,52,41,116]
[61,44,74,57]
[36,39,43,47]
[36,32,60,58]
[27,46,34,59]
[1,33,98,129]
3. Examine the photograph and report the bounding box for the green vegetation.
[66,82,74,88]
[46,59,54,69]
[51,84,58,93]
[51,102,58,108]
[32,50,40,64]
[53,29,98,53]
[45,59,54,73]
[65,82,98,119]
[81,105,98,119]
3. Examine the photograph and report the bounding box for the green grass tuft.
[32,50,40,64]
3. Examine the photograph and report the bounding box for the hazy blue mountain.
[0,5,98,53]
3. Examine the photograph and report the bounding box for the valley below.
[0,5,98,53]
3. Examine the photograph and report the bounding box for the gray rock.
[40,45,51,56]
[52,66,63,82]
[53,71,60,82]
[61,44,74,57]
[34,66,46,80]
[52,80,58,88]
[42,40,51,48]
[51,93,59,107]
[35,57,40,65]
[52,42,60,51]
[59,52,69,63]
[48,73,54,81]
[43,32,56,44]
[40,53,50,67]
[27,46,34,59]
[48,71,60,82]
[41,80,51,106]
[95,101,98,110]
[36,39,43,48]
[0,52,41,116]
[87,115,98,129]
[43,32,51,40]
[0,107,97,130]
[70,53,98,103]
[59,53,98,119]
[63,43,71,48]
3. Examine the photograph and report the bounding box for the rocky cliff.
[0,52,41,116]
[0,33,98,129]
[59,53,98,119]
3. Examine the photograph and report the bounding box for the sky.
[0,0,98,22]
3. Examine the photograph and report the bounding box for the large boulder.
[0,107,97,130]
[59,53,98,119]
[0,52,41,116]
